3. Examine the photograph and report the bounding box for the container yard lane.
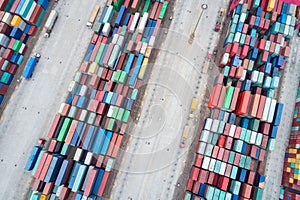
[111,0,228,199]
[0,0,102,199]
[262,34,300,199]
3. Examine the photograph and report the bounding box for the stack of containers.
[25,0,171,199]
[184,0,294,199]
[0,0,49,105]
[279,83,300,199]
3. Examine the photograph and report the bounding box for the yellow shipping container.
[40,194,47,200]
[292,158,296,163]
[145,46,152,58]
[267,0,276,12]
[296,154,300,159]
[289,178,294,183]
[288,158,292,163]
[11,15,22,27]
[289,148,297,154]
[138,58,148,80]
[294,174,300,180]
[287,167,291,172]
[88,62,99,75]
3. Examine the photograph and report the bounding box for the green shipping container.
[254,187,263,199]
[131,89,138,100]
[12,40,22,52]
[112,70,122,83]
[122,110,130,122]
[223,86,234,110]
[245,130,251,143]
[230,166,238,179]
[233,140,243,152]
[214,188,221,199]
[252,0,260,8]
[142,0,151,15]
[249,119,260,132]
[107,118,115,131]
[214,160,222,173]
[228,151,235,164]
[0,72,12,84]
[57,118,72,142]
[230,180,241,195]
[244,156,251,170]
[36,8,45,27]
[74,71,82,82]
[240,128,246,140]
[93,22,103,34]
[116,108,125,121]
[205,186,215,199]
[222,66,230,77]
[21,0,34,18]
[184,192,192,200]
[95,44,106,64]
[211,133,219,145]
[4,0,14,12]
[113,0,124,12]
[112,107,119,119]
[239,155,246,168]
[159,2,168,20]
[119,71,127,84]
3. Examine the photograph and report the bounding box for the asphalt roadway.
[0,0,101,199]
[110,0,228,199]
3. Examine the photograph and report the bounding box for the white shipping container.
[200,130,209,142]
[0,33,10,48]
[234,32,241,43]
[208,158,216,172]
[201,156,210,170]
[211,119,220,133]
[55,185,64,197]
[267,99,277,123]
[84,152,93,165]
[2,12,13,25]
[271,76,279,89]
[68,81,77,92]
[18,19,27,31]
[25,1,37,21]
[229,125,236,137]
[239,69,247,81]
[284,25,289,37]
[197,142,206,155]
[19,43,26,54]
[129,12,140,33]
[205,144,213,157]
[140,42,147,55]
[251,70,259,83]
[149,35,156,46]
[262,98,271,121]
[220,162,226,175]
[250,131,257,144]
[239,13,246,23]
[79,110,88,122]
[255,133,263,146]
[286,15,292,25]
[265,41,271,51]
[112,34,119,44]
[79,85,88,96]
[107,106,115,118]
[102,23,111,37]
[116,35,124,48]
[58,103,67,114]
[74,148,83,161]
[223,112,230,122]
[138,12,148,34]
[204,118,213,130]
[257,72,264,85]
[267,138,276,151]
[221,53,229,66]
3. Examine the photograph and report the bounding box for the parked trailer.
[23,56,38,79]
[24,146,42,171]
[44,10,58,37]
[87,5,100,28]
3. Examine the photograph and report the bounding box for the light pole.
[189,4,208,44]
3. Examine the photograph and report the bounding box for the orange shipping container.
[236,91,251,115]
[217,86,226,109]
[208,84,222,108]
[250,94,261,117]
[257,95,266,119]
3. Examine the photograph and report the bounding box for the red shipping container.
[192,181,201,194]
[48,139,58,153]
[230,42,239,57]
[97,171,110,196]
[186,178,193,191]
[47,114,61,138]
[234,126,242,139]
[194,154,203,167]
[217,135,226,147]
[230,87,240,111]
[225,43,232,53]
[217,86,226,109]
[84,169,98,196]
[258,39,266,51]
[236,91,251,116]
[229,66,236,78]
[240,183,252,198]
[256,95,266,119]
[241,45,249,59]
[39,154,53,181]
[112,135,123,158]
[65,120,78,144]
[150,2,159,19]
[223,149,230,162]
[250,94,260,118]
[218,176,229,191]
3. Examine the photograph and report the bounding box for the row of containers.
[0,0,50,105]
[24,0,170,200]
[184,0,296,199]
[279,83,300,200]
